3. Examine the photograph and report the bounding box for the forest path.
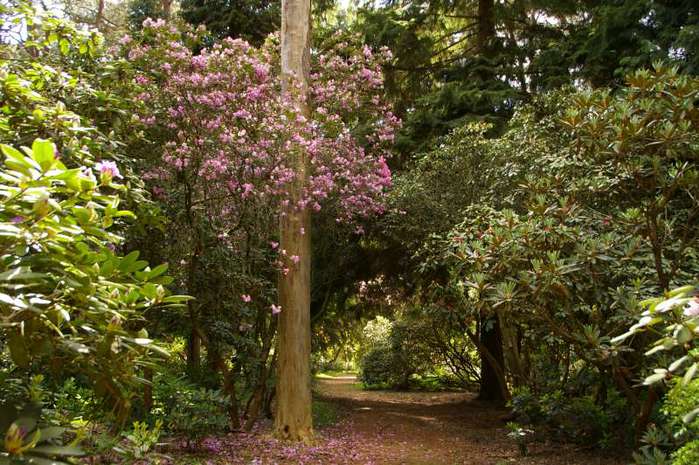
[171,375,628,464]
[313,374,626,465]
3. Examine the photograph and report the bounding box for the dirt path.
[171,375,629,464]
[314,374,628,465]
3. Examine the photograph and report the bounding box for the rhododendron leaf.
[643,372,666,385]
[31,139,56,171]
[682,363,698,386]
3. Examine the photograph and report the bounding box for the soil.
[171,374,631,465]
[312,374,629,465]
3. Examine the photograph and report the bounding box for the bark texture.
[476,0,495,54]
[478,314,508,403]
[274,0,313,443]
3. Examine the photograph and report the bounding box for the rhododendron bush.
[103,19,400,432]
[122,19,397,228]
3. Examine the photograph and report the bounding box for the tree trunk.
[143,366,153,413]
[161,0,173,19]
[497,308,525,387]
[221,361,241,430]
[478,313,508,403]
[187,325,201,373]
[476,0,495,54]
[274,0,313,443]
[244,336,275,431]
[95,0,105,28]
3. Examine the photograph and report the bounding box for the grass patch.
[312,400,340,428]
[358,373,468,392]
[315,370,357,379]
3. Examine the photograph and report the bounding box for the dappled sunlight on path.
[311,374,627,465]
[171,374,629,465]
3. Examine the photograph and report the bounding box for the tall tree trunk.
[478,313,508,403]
[161,0,173,19]
[95,0,105,28]
[476,0,495,54]
[497,308,525,387]
[274,0,313,443]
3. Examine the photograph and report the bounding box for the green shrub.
[0,376,86,465]
[0,140,188,421]
[49,378,97,424]
[359,344,395,388]
[673,439,699,465]
[664,378,699,436]
[358,315,439,389]
[511,387,628,448]
[113,420,166,463]
[151,372,229,446]
[167,388,229,447]
[621,286,699,463]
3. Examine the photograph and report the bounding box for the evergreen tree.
[179,0,280,45]
[353,0,698,157]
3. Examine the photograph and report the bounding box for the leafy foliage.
[179,0,280,46]
[0,376,84,465]
[0,139,187,421]
[358,316,437,389]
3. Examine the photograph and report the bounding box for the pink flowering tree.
[126,23,396,222]
[116,20,399,428]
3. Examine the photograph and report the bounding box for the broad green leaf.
[643,372,666,385]
[32,445,84,456]
[683,407,699,425]
[8,333,30,367]
[31,139,55,171]
[683,362,698,386]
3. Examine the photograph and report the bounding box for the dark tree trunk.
[161,0,173,19]
[264,384,275,419]
[95,0,105,28]
[244,340,275,431]
[143,367,153,413]
[477,0,495,54]
[187,326,201,373]
[211,351,241,430]
[478,314,508,404]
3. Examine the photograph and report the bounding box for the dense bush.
[359,344,395,388]
[673,440,699,465]
[358,316,440,389]
[396,64,699,452]
[624,285,699,464]
[0,4,189,461]
[510,386,628,448]
[161,385,230,447]
[0,139,185,414]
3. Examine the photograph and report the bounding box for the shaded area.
[164,378,631,464]
[312,374,628,465]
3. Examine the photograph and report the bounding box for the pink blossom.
[123,22,401,268]
[685,298,699,317]
[271,304,282,315]
[95,160,121,180]
[241,294,252,303]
